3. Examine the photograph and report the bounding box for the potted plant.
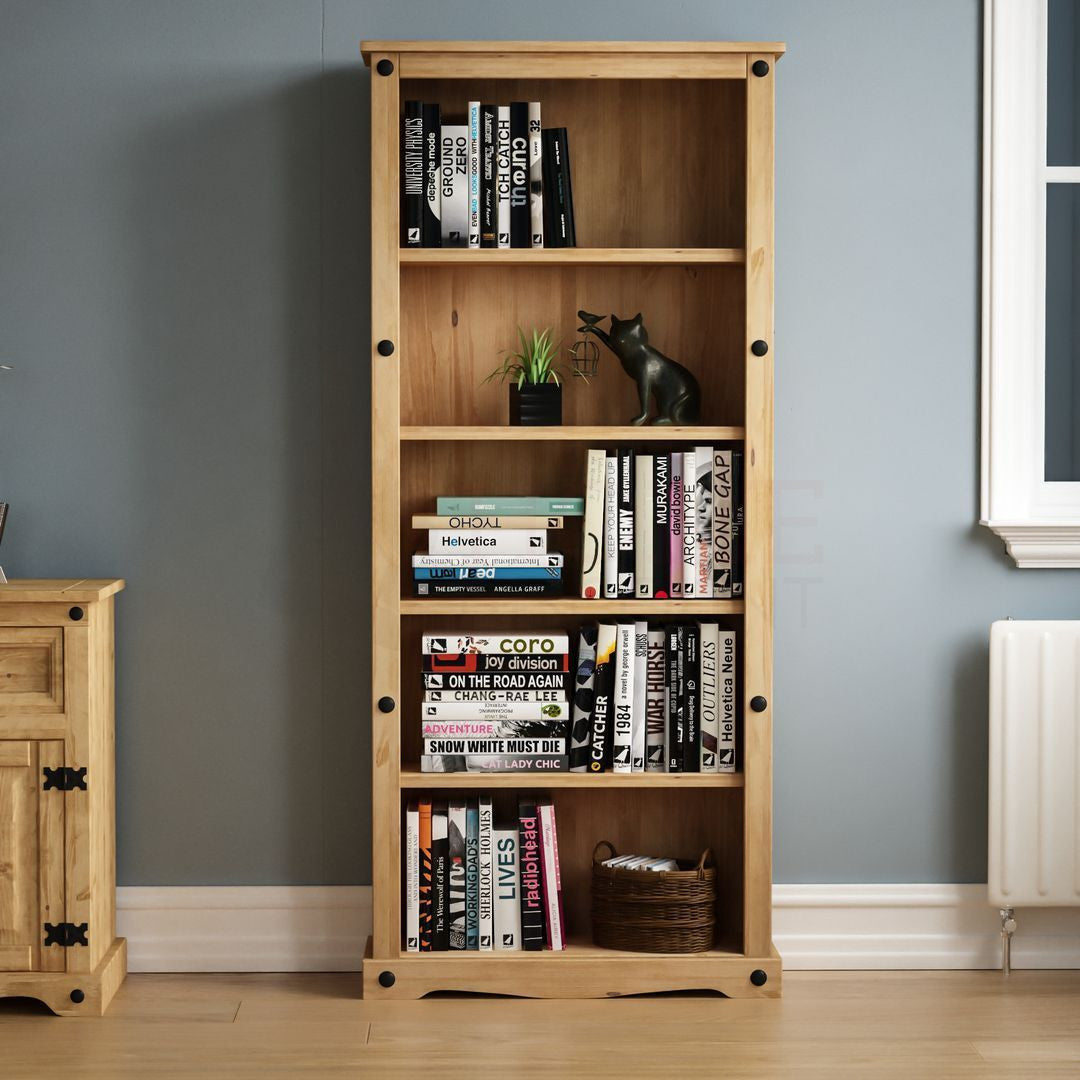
[483,327,583,426]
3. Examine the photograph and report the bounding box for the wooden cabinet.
[0,580,126,1015]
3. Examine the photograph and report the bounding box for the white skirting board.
[117,884,1080,973]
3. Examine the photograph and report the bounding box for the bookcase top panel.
[362,40,786,61]
[0,579,125,602]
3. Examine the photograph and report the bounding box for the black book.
[568,625,598,771]
[402,100,424,246]
[447,801,467,949]
[431,802,450,950]
[682,625,701,773]
[518,799,545,950]
[652,453,671,598]
[666,624,682,772]
[617,449,635,597]
[414,580,563,598]
[422,652,570,674]
[541,127,576,247]
[732,449,744,597]
[588,624,617,773]
[509,102,531,247]
[421,103,442,247]
[480,104,498,248]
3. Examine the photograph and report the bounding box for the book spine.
[528,102,544,246]
[467,101,480,248]
[414,568,561,581]
[423,672,571,691]
[667,625,682,772]
[568,625,598,772]
[428,529,547,555]
[653,453,671,599]
[414,581,562,598]
[424,690,566,705]
[493,827,521,950]
[405,801,419,951]
[440,124,468,246]
[538,803,564,949]
[480,104,497,247]
[712,448,733,598]
[617,449,635,597]
[541,128,562,247]
[465,802,479,949]
[681,451,697,597]
[580,448,606,599]
[423,653,570,673]
[413,514,564,530]
[448,801,466,949]
[423,632,571,656]
[495,105,511,248]
[645,629,667,771]
[683,624,701,772]
[631,621,648,772]
[518,801,545,950]
[423,721,568,740]
[542,128,575,246]
[477,796,494,950]
[612,623,635,772]
[421,754,569,773]
[559,128,576,246]
[402,101,424,246]
[732,449,744,597]
[669,453,684,597]
[602,451,619,598]
[424,738,566,756]
[413,553,565,568]
[548,802,566,946]
[509,102,530,247]
[635,455,654,598]
[422,103,442,247]
[694,446,713,597]
[435,496,585,516]
[431,802,449,950]
[718,629,737,771]
[589,623,617,773]
[699,623,719,772]
[419,799,433,950]
[422,700,568,721]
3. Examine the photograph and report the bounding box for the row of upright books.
[419,632,570,772]
[411,495,582,598]
[405,795,564,951]
[402,100,576,248]
[580,446,744,600]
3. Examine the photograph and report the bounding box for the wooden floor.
[1,971,1078,1078]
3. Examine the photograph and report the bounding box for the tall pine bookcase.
[362,40,782,999]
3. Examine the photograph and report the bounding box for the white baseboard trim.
[117,883,1080,973]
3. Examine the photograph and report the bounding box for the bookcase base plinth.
[0,937,127,1017]
[362,939,781,1000]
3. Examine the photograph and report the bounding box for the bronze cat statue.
[577,310,701,425]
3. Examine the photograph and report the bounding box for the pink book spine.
[548,803,566,949]
[538,803,564,950]
[669,453,684,598]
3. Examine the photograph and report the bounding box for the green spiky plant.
[482,326,585,389]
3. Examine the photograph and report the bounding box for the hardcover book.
[588,623,617,773]
[495,105,511,248]
[617,449,635,597]
[422,632,570,655]
[645,629,668,771]
[419,799,433,950]
[423,738,566,756]
[541,128,575,246]
[422,671,571,692]
[413,553,564,569]
[669,453,684,597]
[635,455,654,598]
[528,101,544,246]
[493,826,521,950]
[682,624,701,773]
[538,802,565,949]
[712,448,733,598]
[698,623,719,772]
[509,101,530,247]
[580,448,606,599]
[414,581,561,597]
[681,451,697,597]
[465,802,479,949]
[612,623,635,772]
[631,622,648,772]
[424,688,566,704]
[431,802,450,949]
[480,103,497,247]
[436,496,584,516]
[421,754,569,773]
[732,449,744,597]
[440,124,469,246]
[428,529,547,555]
[402,101,424,246]
[422,653,570,673]
[477,795,494,950]
[518,800,545,950]
[467,101,481,248]
[414,567,561,582]
[652,453,671,597]
[422,103,442,247]
[413,515,563,530]
[694,445,713,597]
[448,801,466,949]
[422,719,568,739]
[422,700,567,721]
[602,451,619,599]
[568,625,598,772]
[666,624,682,772]
[405,800,419,952]
[718,629,737,771]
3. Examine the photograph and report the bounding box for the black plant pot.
[509,383,562,426]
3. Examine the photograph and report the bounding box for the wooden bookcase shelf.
[364,39,781,1000]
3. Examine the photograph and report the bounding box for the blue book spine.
[414,567,562,581]
[465,803,480,950]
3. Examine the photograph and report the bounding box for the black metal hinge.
[43,766,87,791]
[44,922,89,947]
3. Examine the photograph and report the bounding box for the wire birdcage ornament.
[569,338,599,379]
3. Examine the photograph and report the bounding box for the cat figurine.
[577,310,701,425]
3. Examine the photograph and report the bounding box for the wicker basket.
[590,841,717,953]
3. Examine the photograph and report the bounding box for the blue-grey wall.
[2,0,1073,887]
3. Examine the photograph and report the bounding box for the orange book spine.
[419,799,433,951]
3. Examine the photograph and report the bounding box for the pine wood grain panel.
[0,741,38,971]
[62,626,92,974]
[365,41,786,56]
[399,425,746,441]
[399,248,746,266]
[37,740,66,973]
[0,936,125,1016]
[742,55,775,960]
[400,79,746,249]
[399,53,748,81]
[399,600,745,615]
[0,629,64,713]
[400,265,744,427]
[397,769,744,788]
[370,51,403,963]
[88,599,116,970]
[0,603,90,627]
[0,579,124,603]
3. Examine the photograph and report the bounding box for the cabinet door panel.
[0,629,64,713]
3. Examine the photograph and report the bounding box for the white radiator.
[989,620,1080,908]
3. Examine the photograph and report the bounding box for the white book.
[478,796,494,950]
[681,451,697,597]
[422,632,569,655]
[424,737,566,755]
[428,529,547,555]
[602,453,619,598]
[495,106,511,248]
[694,446,713,598]
[631,622,648,772]
[612,624,635,772]
[413,553,564,568]
[645,629,667,771]
[424,690,565,704]
[698,622,720,772]
[440,124,469,246]
[669,452,684,598]
[718,629,737,772]
[405,801,420,952]
[581,448,606,599]
[467,101,481,248]
[527,102,544,247]
[493,827,521,949]
[422,700,568,720]
[538,803,565,949]
[635,455,653,598]
[712,448,733,599]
